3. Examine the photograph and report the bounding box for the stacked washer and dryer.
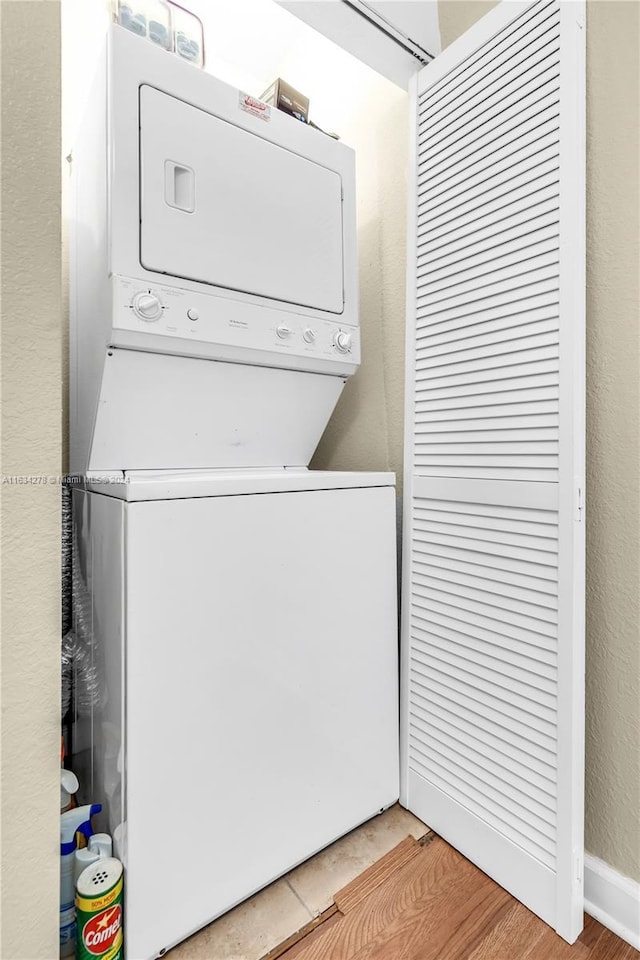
[70,24,399,960]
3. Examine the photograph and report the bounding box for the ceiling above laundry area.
[63,0,407,155]
[275,0,442,87]
[177,0,410,133]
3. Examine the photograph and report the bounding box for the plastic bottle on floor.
[60,804,101,957]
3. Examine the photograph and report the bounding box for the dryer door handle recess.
[164,161,195,213]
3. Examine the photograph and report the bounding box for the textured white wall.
[438,0,640,884]
[583,0,640,884]
[0,2,63,956]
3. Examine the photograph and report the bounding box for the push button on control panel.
[187,308,199,321]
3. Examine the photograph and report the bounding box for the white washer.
[73,470,399,960]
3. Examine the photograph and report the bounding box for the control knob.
[276,324,293,339]
[333,330,352,354]
[133,291,163,322]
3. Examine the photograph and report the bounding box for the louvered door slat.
[419,175,561,249]
[419,90,560,174]
[413,584,557,638]
[414,539,558,585]
[417,216,560,276]
[421,336,558,369]
[410,674,557,754]
[414,516,558,552]
[401,0,585,942]
[417,189,560,247]
[418,314,558,349]
[413,571,557,632]
[411,613,558,676]
[419,245,559,293]
[420,152,560,226]
[410,661,557,745]
[422,13,560,122]
[418,272,560,319]
[410,719,556,821]
[418,208,559,265]
[410,609,558,676]
[419,53,561,156]
[419,251,559,303]
[410,654,556,733]
[411,582,558,644]
[418,333,559,369]
[414,504,557,536]
[413,556,557,606]
[418,0,556,114]
[416,431,558,445]
[416,362,559,397]
[412,595,557,651]
[422,134,560,214]
[410,711,556,804]
[418,428,558,447]
[409,746,557,864]
[424,56,560,151]
[410,690,557,783]
[419,116,559,195]
[410,723,557,833]
[411,686,557,775]
[415,391,558,413]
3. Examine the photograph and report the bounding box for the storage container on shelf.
[170,2,204,67]
[115,0,171,50]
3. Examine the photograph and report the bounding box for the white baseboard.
[584,853,640,950]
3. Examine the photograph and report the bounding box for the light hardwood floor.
[277,836,639,960]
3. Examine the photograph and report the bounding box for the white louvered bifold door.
[400,0,585,942]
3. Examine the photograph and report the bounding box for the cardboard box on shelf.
[260,78,309,124]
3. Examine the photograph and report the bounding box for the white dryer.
[69,24,399,960]
[70,23,360,478]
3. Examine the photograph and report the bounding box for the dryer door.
[139,85,344,313]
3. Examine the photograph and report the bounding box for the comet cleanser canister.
[76,857,124,960]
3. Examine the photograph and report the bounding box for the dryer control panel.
[111,276,360,374]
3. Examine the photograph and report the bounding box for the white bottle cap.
[60,769,79,812]
[74,846,100,885]
[76,858,123,898]
[88,833,113,859]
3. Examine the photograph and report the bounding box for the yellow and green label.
[76,875,123,960]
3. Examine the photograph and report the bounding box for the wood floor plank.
[334,836,423,914]
[263,906,339,960]
[464,900,547,959]
[281,839,471,960]
[586,927,640,960]
[610,940,640,960]
[616,942,640,960]
[349,872,512,960]
[520,924,591,958]
[274,912,343,960]
[276,835,639,960]
[578,913,607,948]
